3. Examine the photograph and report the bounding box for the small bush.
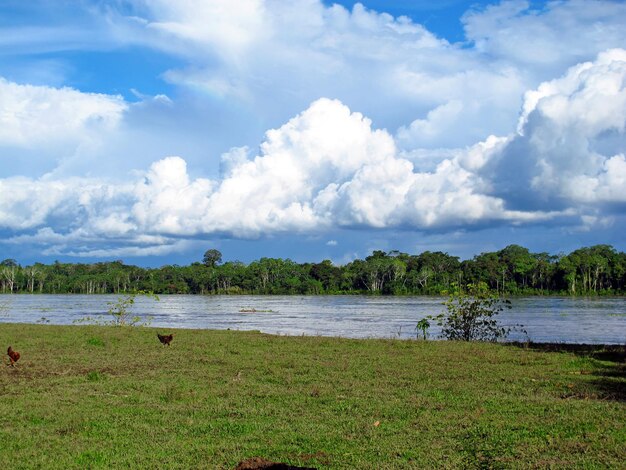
[416,318,430,340]
[107,293,157,327]
[429,282,515,342]
[74,292,158,326]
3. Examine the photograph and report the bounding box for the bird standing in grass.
[7,346,20,367]
[157,333,173,346]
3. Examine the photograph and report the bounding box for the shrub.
[74,291,158,327]
[429,282,514,342]
[106,292,158,326]
[416,318,430,340]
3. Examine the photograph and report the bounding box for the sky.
[1,0,625,267]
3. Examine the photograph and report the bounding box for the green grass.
[1,324,624,469]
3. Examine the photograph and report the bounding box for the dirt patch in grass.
[235,457,317,469]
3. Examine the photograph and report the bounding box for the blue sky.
[1,0,625,267]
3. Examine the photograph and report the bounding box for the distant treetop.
[202,249,223,268]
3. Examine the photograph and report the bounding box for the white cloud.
[139,49,624,236]
[117,0,528,148]
[0,78,127,148]
[112,0,626,155]
[0,78,129,180]
[59,239,194,258]
[0,174,136,234]
[0,177,78,230]
[463,0,626,73]
[396,100,464,147]
[0,95,569,257]
[132,98,551,235]
[5,0,626,183]
[0,76,226,182]
[2,0,626,258]
[131,156,214,234]
[485,48,626,208]
[140,0,268,59]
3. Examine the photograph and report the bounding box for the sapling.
[416,318,430,340]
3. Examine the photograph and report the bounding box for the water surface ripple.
[1,295,624,344]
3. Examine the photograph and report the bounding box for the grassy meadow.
[0,323,624,469]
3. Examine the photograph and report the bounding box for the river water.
[1,294,624,344]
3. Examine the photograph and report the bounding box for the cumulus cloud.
[396,100,464,148]
[0,175,133,234]
[0,94,572,256]
[485,48,626,209]
[128,98,560,237]
[0,78,126,148]
[131,99,379,236]
[0,78,128,178]
[115,0,528,147]
[132,156,214,234]
[1,0,625,259]
[0,76,223,181]
[0,177,79,230]
[110,0,626,154]
[5,0,626,184]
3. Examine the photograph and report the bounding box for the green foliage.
[416,318,430,340]
[74,292,159,327]
[106,291,158,326]
[429,282,514,342]
[202,248,223,267]
[1,244,624,295]
[106,293,137,326]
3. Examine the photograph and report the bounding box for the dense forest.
[0,244,624,296]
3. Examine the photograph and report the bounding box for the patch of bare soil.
[235,457,317,470]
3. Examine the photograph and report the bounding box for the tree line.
[0,244,624,296]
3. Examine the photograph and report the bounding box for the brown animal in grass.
[7,346,20,366]
[157,333,173,346]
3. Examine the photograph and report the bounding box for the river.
[0,294,624,344]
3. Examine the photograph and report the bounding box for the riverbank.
[1,324,624,468]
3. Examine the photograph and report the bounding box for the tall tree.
[202,249,223,268]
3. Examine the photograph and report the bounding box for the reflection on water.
[1,294,624,344]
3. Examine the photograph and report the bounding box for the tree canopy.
[202,249,222,268]
[0,244,624,296]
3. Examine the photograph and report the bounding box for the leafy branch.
[427,282,523,342]
[74,291,159,327]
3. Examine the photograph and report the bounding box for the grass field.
[0,323,624,469]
